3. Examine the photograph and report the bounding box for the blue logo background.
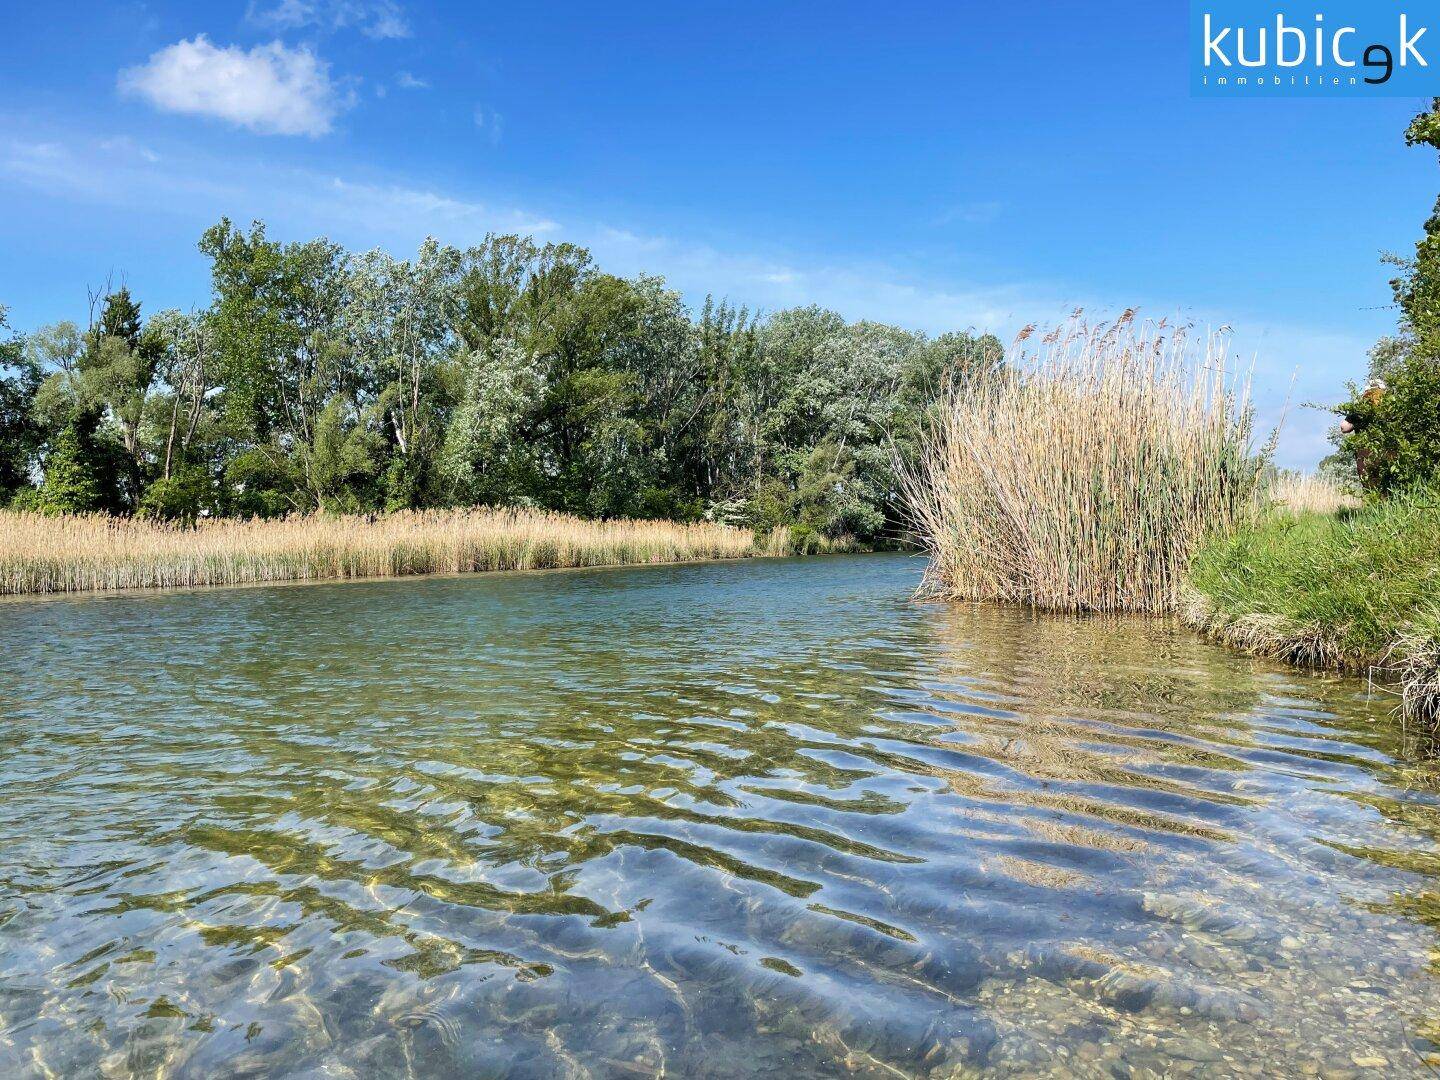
[1191,2,1440,96]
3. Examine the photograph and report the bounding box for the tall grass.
[1186,491,1440,733]
[757,525,862,557]
[903,312,1269,613]
[0,507,757,596]
[1271,471,1357,515]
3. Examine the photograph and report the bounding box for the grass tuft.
[903,311,1267,613]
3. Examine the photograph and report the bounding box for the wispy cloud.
[0,135,555,239]
[118,37,344,137]
[97,136,161,163]
[246,0,410,40]
[396,71,428,90]
[473,105,503,145]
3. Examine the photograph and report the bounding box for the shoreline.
[0,549,883,604]
[0,550,765,604]
[0,507,761,600]
[1183,499,1440,734]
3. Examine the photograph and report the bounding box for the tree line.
[0,221,1001,545]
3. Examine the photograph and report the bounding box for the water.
[2,553,1439,1077]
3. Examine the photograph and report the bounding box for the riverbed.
[1,553,1437,1076]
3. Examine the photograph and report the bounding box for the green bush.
[137,466,215,523]
[7,485,41,512]
[1335,351,1440,497]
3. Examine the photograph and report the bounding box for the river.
[2,553,1438,1077]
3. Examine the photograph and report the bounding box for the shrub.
[137,466,215,523]
[1333,349,1440,497]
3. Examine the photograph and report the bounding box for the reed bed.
[757,525,862,557]
[903,312,1268,613]
[1271,472,1357,515]
[0,508,757,596]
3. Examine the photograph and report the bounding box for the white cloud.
[0,135,557,239]
[396,71,428,90]
[246,0,410,39]
[118,37,343,137]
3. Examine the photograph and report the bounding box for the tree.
[0,306,42,502]
[146,309,216,483]
[38,407,121,514]
[10,217,1006,539]
[200,218,348,511]
[78,287,161,505]
[442,336,546,505]
[1334,99,1440,495]
[342,240,463,509]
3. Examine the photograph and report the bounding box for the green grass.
[1185,489,1440,731]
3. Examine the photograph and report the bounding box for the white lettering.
[1205,14,1232,66]
[1236,27,1266,67]
[1401,15,1428,67]
[1277,15,1307,66]
[1332,26,1356,67]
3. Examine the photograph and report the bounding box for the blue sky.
[1,0,1435,467]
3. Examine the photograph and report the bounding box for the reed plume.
[903,311,1269,613]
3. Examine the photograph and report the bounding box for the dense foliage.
[1331,99,1440,496]
[1,221,1000,543]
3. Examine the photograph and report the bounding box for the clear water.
[2,553,1439,1077]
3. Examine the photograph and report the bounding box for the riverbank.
[0,508,773,596]
[1185,490,1440,732]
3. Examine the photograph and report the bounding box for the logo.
[1191,2,1439,96]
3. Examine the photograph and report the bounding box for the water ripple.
[2,554,1439,1076]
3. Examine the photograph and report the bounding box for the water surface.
[3,554,1440,1076]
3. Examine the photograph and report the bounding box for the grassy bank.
[1186,490,1440,731]
[904,313,1266,613]
[0,508,761,596]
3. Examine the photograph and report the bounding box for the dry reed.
[757,525,861,557]
[903,312,1268,613]
[0,507,757,596]
[1270,472,1357,515]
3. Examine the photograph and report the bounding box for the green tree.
[0,306,43,503]
[1335,99,1440,495]
[39,407,122,514]
[10,218,1006,538]
[342,240,463,509]
[199,218,348,511]
[79,287,161,505]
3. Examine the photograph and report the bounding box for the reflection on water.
[2,553,1439,1076]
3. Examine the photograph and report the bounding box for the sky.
[1,0,1435,468]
